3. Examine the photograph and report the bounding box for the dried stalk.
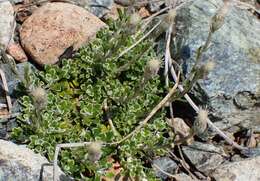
[53,142,93,181]
[111,72,180,145]
[0,69,12,113]
[168,149,197,179]
[117,20,162,59]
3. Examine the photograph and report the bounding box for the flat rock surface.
[176,0,260,132]
[182,141,225,173]
[0,139,71,181]
[0,1,15,50]
[211,156,260,181]
[20,2,106,65]
[153,157,178,180]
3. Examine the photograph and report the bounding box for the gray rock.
[153,157,178,180]
[0,62,34,97]
[172,173,193,181]
[175,0,260,132]
[88,0,114,17]
[211,156,260,181]
[9,0,24,4]
[0,139,72,181]
[0,62,34,139]
[75,0,113,17]
[147,1,164,13]
[0,1,15,50]
[182,142,225,173]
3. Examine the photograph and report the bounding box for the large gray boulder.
[175,0,260,133]
[0,139,72,181]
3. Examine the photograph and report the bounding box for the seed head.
[31,87,47,110]
[167,9,177,23]
[204,61,215,72]
[144,58,161,80]
[161,9,177,31]
[210,1,230,32]
[200,60,215,78]
[87,141,102,162]
[193,108,208,136]
[129,13,141,26]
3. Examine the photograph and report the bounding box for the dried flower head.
[144,58,161,80]
[129,12,141,26]
[204,60,215,72]
[30,87,47,110]
[87,141,102,162]
[193,108,208,136]
[210,1,230,32]
[167,9,177,22]
[200,60,215,78]
[161,9,177,31]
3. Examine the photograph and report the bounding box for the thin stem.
[53,142,93,181]
[111,72,180,145]
[169,63,246,150]
[0,69,12,113]
[117,20,162,59]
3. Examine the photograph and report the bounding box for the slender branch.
[117,20,162,59]
[111,72,180,145]
[0,69,12,113]
[179,145,201,179]
[53,142,93,181]
[141,6,170,31]
[168,149,197,179]
[169,61,246,150]
[152,162,178,179]
[141,0,193,32]
[233,0,260,14]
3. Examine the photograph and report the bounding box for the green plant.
[12,13,174,180]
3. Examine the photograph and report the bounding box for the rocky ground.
[0,0,260,180]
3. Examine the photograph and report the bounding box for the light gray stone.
[0,1,15,50]
[0,139,72,181]
[153,157,178,180]
[87,0,114,18]
[174,0,260,133]
[182,142,225,173]
[211,156,260,181]
[69,0,113,17]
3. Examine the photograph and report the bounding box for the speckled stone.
[175,0,260,133]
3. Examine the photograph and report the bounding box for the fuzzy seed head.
[129,13,141,26]
[147,59,161,74]
[31,87,47,109]
[87,141,102,162]
[210,2,230,32]
[204,61,215,72]
[31,87,46,99]
[167,9,177,22]
[193,108,208,136]
[162,9,177,30]
[198,60,215,79]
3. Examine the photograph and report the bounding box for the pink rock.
[7,42,28,63]
[20,2,106,65]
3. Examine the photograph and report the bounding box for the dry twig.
[111,72,180,145]
[117,20,162,59]
[0,69,12,113]
[53,142,93,181]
